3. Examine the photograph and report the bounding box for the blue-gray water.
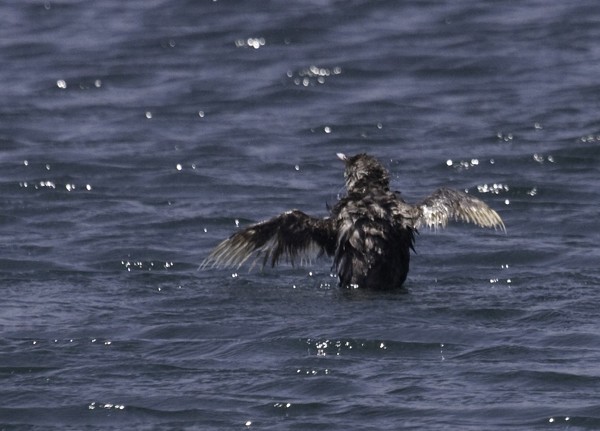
[2,1,600,429]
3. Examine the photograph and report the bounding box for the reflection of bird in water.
[202,153,505,290]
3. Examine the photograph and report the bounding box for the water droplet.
[446,159,453,166]
[324,126,331,134]
[56,79,67,89]
[145,111,153,119]
[176,164,182,171]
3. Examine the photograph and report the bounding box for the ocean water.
[1,0,600,429]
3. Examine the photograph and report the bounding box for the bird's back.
[332,190,414,289]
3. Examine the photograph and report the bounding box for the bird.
[201,153,505,290]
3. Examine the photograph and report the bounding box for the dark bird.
[202,153,505,289]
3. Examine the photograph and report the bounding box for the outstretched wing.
[201,210,336,270]
[414,187,505,231]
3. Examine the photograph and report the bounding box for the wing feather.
[201,210,336,270]
[414,187,505,231]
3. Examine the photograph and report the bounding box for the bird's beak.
[336,153,347,162]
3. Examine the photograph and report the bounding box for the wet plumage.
[202,153,505,289]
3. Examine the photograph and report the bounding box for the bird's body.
[331,187,415,289]
[202,153,505,290]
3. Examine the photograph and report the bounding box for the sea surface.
[2,0,600,429]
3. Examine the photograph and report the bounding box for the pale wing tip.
[480,207,506,233]
[199,236,256,271]
[415,206,506,233]
[494,215,507,234]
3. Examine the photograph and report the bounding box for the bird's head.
[336,153,390,194]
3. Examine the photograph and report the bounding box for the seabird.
[202,153,505,289]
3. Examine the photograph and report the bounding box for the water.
[1,0,600,429]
